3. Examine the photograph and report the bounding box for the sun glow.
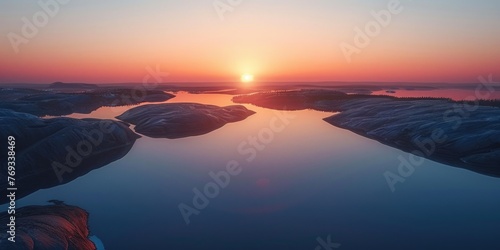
[241,74,254,83]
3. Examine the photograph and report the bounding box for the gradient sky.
[1,0,499,84]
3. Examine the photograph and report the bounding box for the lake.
[5,92,500,249]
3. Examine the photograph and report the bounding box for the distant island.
[49,82,99,89]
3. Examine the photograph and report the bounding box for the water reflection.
[4,92,500,249]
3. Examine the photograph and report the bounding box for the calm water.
[5,92,500,249]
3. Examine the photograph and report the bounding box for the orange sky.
[1,1,499,84]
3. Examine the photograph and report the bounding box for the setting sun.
[241,74,254,83]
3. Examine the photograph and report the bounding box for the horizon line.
[0,80,495,86]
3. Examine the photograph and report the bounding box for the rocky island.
[234,90,500,176]
[117,103,256,138]
[0,203,97,249]
[0,109,140,203]
[0,87,175,116]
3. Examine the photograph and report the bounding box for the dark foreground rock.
[234,90,500,177]
[117,103,256,139]
[0,88,175,116]
[0,204,96,249]
[0,109,140,203]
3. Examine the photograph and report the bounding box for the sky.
[1,0,499,84]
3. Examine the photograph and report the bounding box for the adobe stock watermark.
[178,109,296,225]
[340,0,410,63]
[51,65,168,182]
[51,121,117,183]
[108,64,169,115]
[315,235,341,250]
[213,0,243,21]
[7,0,71,54]
[384,74,497,192]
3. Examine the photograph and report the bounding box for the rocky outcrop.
[0,204,96,250]
[0,109,140,203]
[0,88,175,116]
[323,98,500,176]
[234,90,500,176]
[116,103,256,139]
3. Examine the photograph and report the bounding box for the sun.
[241,74,254,83]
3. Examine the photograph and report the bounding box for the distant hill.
[49,82,99,89]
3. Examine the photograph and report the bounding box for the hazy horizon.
[1,80,499,88]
